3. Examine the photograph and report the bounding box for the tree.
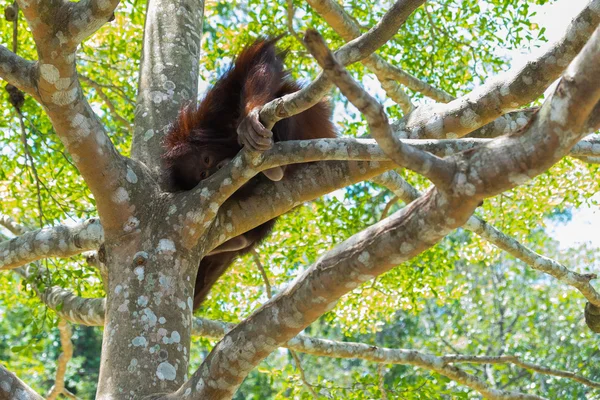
[1,0,600,398]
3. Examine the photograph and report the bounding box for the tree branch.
[443,355,600,389]
[393,0,600,140]
[131,0,205,175]
[70,0,120,45]
[17,0,119,52]
[0,219,104,270]
[46,320,75,400]
[0,363,44,400]
[456,25,600,200]
[197,157,395,256]
[467,109,538,138]
[189,318,548,399]
[380,79,415,114]
[0,213,27,236]
[465,217,600,306]
[375,170,600,307]
[260,0,426,129]
[0,45,39,100]
[304,29,455,187]
[306,0,454,104]
[17,264,105,326]
[15,0,140,233]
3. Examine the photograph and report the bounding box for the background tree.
[1,0,600,399]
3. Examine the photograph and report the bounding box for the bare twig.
[380,195,399,220]
[378,364,389,400]
[18,115,45,227]
[251,248,272,299]
[290,350,318,398]
[251,248,315,397]
[78,75,134,105]
[286,0,303,45]
[79,75,132,128]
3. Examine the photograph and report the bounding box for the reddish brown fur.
[163,37,336,310]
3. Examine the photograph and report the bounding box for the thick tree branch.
[305,29,454,187]
[131,0,205,175]
[17,0,119,52]
[14,0,141,233]
[457,26,600,200]
[307,0,454,104]
[180,186,480,399]
[0,364,44,400]
[201,158,394,255]
[0,45,39,100]
[585,100,600,131]
[17,264,105,326]
[575,155,600,164]
[70,0,121,45]
[177,23,600,400]
[393,0,600,140]
[249,135,600,165]
[466,108,538,138]
[200,130,600,254]
[0,219,104,270]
